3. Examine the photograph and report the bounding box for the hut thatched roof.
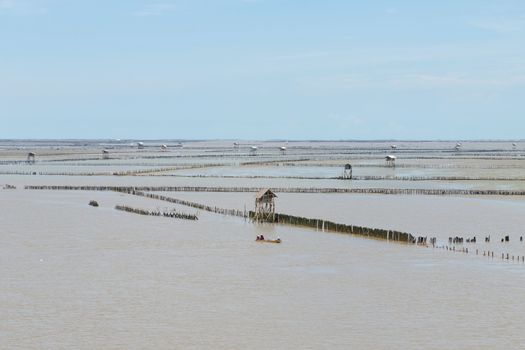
[255,188,277,200]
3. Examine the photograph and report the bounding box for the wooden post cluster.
[115,205,198,220]
[23,185,525,196]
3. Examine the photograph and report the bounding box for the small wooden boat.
[256,238,281,244]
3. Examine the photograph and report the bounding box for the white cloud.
[0,0,18,11]
[385,8,399,15]
[132,3,176,16]
[297,72,525,92]
[0,0,46,15]
[469,15,525,33]
[403,74,525,88]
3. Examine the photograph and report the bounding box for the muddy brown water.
[2,141,525,349]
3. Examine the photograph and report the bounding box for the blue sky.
[1,0,524,139]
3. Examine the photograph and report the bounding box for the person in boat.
[276,237,281,243]
[260,234,265,241]
[256,235,260,241]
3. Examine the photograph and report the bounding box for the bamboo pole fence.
[24,185,525,196]
[114,204,198,220]
[151,174,525,182]
[121,189,415,243]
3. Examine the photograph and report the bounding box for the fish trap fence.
[122,190,248,218]
[115,204,198,220]
[280,163,525,169]
[24,185,525,196]
[153,174,525,182]
[123,189,415,243]
[248,211,414,242]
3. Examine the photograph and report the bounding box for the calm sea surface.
[1,140,525,349]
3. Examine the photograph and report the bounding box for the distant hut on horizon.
[27,152,36,164]
[385,155,396,167]
[102,149,110,159]
[342,163,352,179]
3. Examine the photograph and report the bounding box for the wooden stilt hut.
[342,163,352,179]
[27,152,36,164]
[385,155,396,167]
[253,188,277,222]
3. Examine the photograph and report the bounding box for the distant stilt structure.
[342,163,352,179]
[390,144,397,151]
[233,142,240,151]
[280,146,287,155]
[250,146,258,155]
[385,155,396,167]
[137,142,145,149]
[253,188,277,222]
[160,144,168,151]
[102,149,110,159]
[27,152,36,164]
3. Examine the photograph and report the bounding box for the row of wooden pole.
[116,188,413,242]
[435,245,525,262]
[280,162,525,169]
[125,190,525,266]
[123,190,247,218]
[155,173,525,182]
[24,185,525,196]
[114,204,198,220]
